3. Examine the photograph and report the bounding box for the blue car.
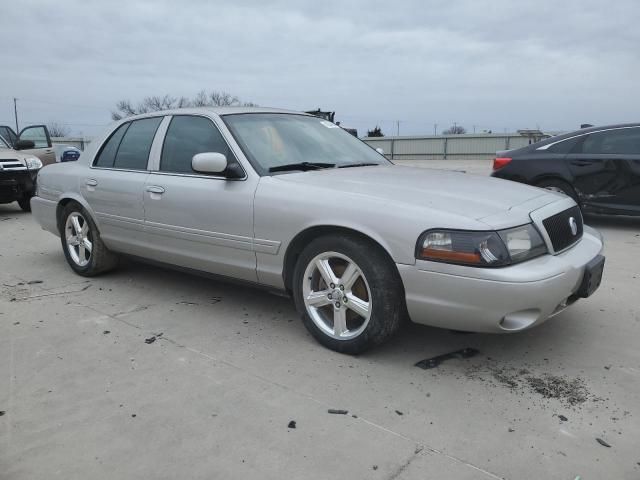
[61,148,81,162]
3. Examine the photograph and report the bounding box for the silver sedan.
[31,108,605,353]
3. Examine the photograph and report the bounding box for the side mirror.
[192,152,228,174]
[375,147,384,155]
[15,139,35,150]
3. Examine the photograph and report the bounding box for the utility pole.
[433,124,437,135]
[396,120,400,136]
[13,97,19,132]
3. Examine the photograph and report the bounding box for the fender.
[56,192,102,233]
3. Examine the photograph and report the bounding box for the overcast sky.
[1,0,639,137]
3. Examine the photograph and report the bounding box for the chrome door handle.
[85,178,98,187]
[146,185,165,194]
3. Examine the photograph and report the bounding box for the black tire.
[536,179,579,204]
[292,234,405,354]
[59,202,119,276]
[18,197,32,212]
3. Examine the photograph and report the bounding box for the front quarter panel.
[253,176,490,288]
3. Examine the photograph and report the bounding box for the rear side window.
[546,136,580,154]
[94,123,129,168]
[579,128,640,155]
[160,115,236,174]
[113,117,163,170]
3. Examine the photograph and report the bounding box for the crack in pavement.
[387,446,424,480]
[7,284,91,302]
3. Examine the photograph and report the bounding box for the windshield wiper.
[338,162,380,169]
[269,162,335,173]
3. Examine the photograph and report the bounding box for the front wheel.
[292,234,405,354]
[60,202,119,276]
[536,179,579,204]
[18,196,32,212]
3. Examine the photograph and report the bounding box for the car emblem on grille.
[569,217,578,236]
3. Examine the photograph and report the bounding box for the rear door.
[81,117,162,254]
[18,125,56,166]
[143,114,258,282]
[566,127,640,214]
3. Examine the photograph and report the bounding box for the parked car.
[61,147,81,162]
[30,108,605,353]
[491,123,640,216]
[0,134,43,211]
[0,124,56,166]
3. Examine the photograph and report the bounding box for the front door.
[18,125,56,165]
[143,114,258,282]
[0,125,56,165]
[81,117,163,254]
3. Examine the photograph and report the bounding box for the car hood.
[0,148,28,163]
[273,165,561,227]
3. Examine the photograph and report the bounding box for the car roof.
[538,122,640,145]
[122,106,309,121]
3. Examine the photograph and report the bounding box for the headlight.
[25,156,43,170]
[498,224,547,263]
[416,224,547,267]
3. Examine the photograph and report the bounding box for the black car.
[491,123,640,216]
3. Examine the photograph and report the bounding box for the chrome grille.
[0,160,27,171]
[542,206,583,252]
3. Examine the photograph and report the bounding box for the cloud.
[1,0,638,136]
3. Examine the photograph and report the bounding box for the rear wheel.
[60,202,119,276]
[536,179,579,204]
[292,234,405,354]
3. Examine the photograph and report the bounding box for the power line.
[0,96,112,111]
[0,119,108,127]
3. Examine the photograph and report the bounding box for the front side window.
[580,128,640,155]
[160,115,236,174]
[19,126,49,148]
[223,114,389,175]
[0,126,17,147]
[113,117,163,170]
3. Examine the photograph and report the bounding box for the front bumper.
[0,170,37,203]
[398,225,604,333]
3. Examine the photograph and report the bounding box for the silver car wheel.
[302,251,372,340]
[65,212,92,267]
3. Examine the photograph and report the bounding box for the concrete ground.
[1,161,639,479]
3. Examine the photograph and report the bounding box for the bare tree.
[366,126,384,137]
[442,125,467,135]
[111,90,257,120]
[47,121,71,137]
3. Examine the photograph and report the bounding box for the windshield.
[223,113,390,175]
[0,135,9,149]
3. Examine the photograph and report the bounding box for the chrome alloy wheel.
[65,212,92,267]
[302,251,372,340]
